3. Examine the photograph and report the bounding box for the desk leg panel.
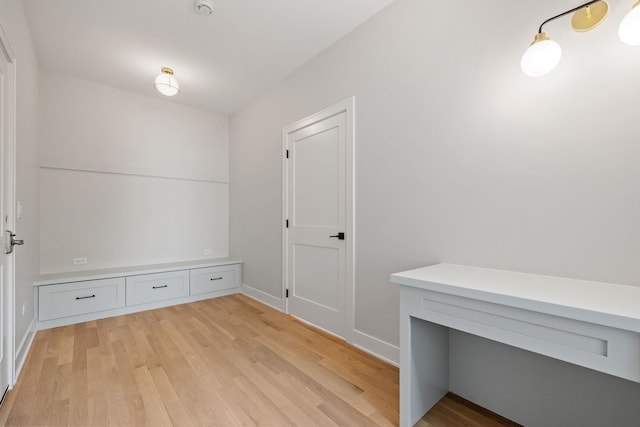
[401,309,450,426]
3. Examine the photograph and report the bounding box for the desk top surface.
[391,263,640,332]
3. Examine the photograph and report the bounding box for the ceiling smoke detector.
[194,0,213,15]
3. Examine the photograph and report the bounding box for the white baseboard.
[14,317,37,383]
[241,283,284,312]
[352,329,399,367]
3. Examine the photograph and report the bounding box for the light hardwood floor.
[0,294,519,426]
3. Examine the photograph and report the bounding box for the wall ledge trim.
[40,156,229,184]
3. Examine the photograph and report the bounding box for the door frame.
[282,97,355,343]
[0,24,16,391]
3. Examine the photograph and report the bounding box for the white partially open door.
[283,98,354,340]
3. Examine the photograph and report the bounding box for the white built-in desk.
[391,263,640,427]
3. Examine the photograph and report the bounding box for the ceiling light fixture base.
[195,0,213,16]
[571,1,609,31]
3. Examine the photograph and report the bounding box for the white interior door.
[0,30,15,402]
[284,99,354,340]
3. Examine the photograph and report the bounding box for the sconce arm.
[538,0,602,33]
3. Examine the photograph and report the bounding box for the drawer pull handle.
[210,277,223,281]
[75,294,96,300]
[153,285,168,289]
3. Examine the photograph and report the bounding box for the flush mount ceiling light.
[194,0,213,16]
[154,67,180,96]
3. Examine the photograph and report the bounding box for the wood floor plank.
[132,366,174,426]
[103,365,131,426]
[240,360,329,426]
[86,392,107,427]
[148,366,198,427]
[149,324,236,425]
[68,368,89,426]
[254,331,380,418]
[0,294,519,426]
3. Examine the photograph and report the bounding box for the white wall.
[0,0,41,374]
[229,0,640,423]
[40,72,229,273]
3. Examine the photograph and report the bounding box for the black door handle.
[329,232,345,240]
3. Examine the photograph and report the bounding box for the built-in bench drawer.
[38,278,125,321]
[190,264,241,296]
[126,270,189,306]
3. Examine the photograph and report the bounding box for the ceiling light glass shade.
[154,68,180,96]
[619,1,640,45]
[521,32,562,77]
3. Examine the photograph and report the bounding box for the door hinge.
[286,149,289,159]
[286,289,289,298]
[286,219,289,228]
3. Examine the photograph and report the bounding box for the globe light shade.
[619,1,640,46]
[154,68,180,96]
[520,32,562,77]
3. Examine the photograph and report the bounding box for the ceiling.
[23,0,395,114]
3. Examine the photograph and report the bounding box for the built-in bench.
[34,258,242,329]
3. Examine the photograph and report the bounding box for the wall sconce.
[154,67,180,96]
[521,0,640,77]
[619,0,640,44]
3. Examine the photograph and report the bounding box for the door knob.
[3,230,24,254]
[329,232,345,240]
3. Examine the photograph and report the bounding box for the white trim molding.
[353,329,400,367]
[14,318,36,382]
[241,283,284,312]
[1,25,17,389]
[0,25,16,62]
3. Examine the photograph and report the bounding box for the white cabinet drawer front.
[190,264,241,295]
[403,287,640,383]
[126,270,189,306]
[39,278,125,321]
